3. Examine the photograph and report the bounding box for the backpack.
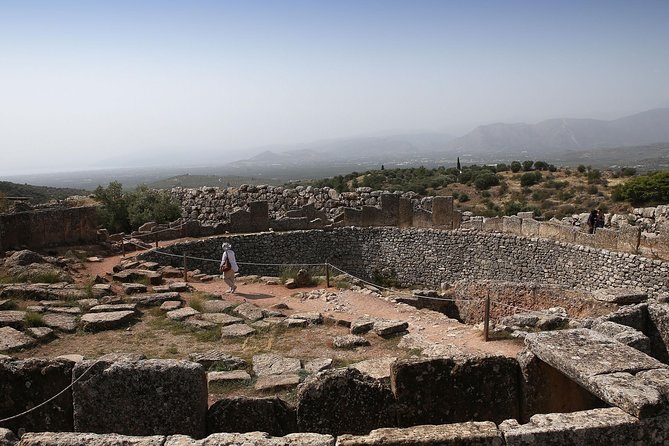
[221,256,232,272]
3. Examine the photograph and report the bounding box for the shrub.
[534,161,549,171]
[586,169,602,185]
[473,172,500,190]
[548,164,557,172]
[520,171,543,187]
[510,161,522,173]
[612,171,669,205]
[458,193,470,202]
[620,167,637,177]
[577,165,586,173]
[496,163,509,172]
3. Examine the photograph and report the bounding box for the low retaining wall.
[139,227,669,295]
[0,207,99,252]
[3,355,669,445]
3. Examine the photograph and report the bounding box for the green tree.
[95,181,129,233]
[510,161,522,173]
[577,164,586,173]
[534,161,549,171]
[126,186,181,230]
[457,157,461,171]
[473,172,500,190]
[612,171,669,205]
[522,160,534,171]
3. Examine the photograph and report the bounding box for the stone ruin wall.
[0,206,99,252]
[139,227,669,296]
[4,355,669,445]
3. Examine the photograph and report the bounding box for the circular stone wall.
[139,227,669,295]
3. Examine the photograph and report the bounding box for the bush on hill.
[612,171,669,205]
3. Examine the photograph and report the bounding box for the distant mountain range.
[447,108,669,155]
[226,108,669,169]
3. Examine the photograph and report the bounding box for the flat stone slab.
[0,326,36,352]
[253,353,302,376]
[333,335,370,349]
[80,311,136,331]
[112,269,162,285]
[46,306,82,315]
[128,292,181,307]
[0,310,26,329]
[220,324,256,338]
[160,301,182,312]
[233,302,264,321]
[500,407,653,446]
[526,329,669,418]
[207,370,252,385]
[26,326,56,342]
[254,373,301,391]
[42,313,78,333]
[351,357,397,381]
[183,319,217,330]
[89,303,138,313]
[337,421,502,445]
[592,320,651,354]
[167,307,200,321]
[373,319,409,337]
[283,318,308,328]
[304,358,333,374]
[201,300,235,313]
[289,312,323,325]
[200,313,243,326]
[350,318,375,335]
[188,350,246,370]
[152,285,172,293]
[123,283,148,294]
[592,288,648,304]
[16,432,165,446]
[77,298,100,310]
[168,282,192,292]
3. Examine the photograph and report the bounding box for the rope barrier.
[0,360,101,424]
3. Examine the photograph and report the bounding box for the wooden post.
[326,262,330,288]
[183,252,188,282]
[484,294,491,342]
[155,233,158,248]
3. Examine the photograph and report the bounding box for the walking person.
[587,209,598,234]
[220,242,239,293]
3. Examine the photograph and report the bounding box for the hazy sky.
[1,0,668,174]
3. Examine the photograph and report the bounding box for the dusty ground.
[11,246,524,402]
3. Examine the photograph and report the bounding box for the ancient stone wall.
[0,206,99,252]
[138,227,669,295]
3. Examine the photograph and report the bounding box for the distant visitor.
[220,242,239,293]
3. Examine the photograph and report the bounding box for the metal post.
[484,294,491,342]
[326,262,330,288]
[183,252,188,282]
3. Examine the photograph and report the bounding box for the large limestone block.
[0,358,74,433]
[253,354,301,376]
[127,292,181,307]
[391,355,520,426]
[0,311,26,330]
[163,432,334,446]
[336,422,503,445]
[72,359,207,438]
[501,407,669,446]
[516,350,604,423]
[79,310,136,331]
[0,326,35,352]
[297,368,396,435]
[206,396,297,436]
[525,329,669,418]
[647,302,669,363]
[16,432,165,446]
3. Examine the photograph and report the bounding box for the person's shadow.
[234,292,274,300]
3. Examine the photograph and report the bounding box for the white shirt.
[221,249,239,272]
